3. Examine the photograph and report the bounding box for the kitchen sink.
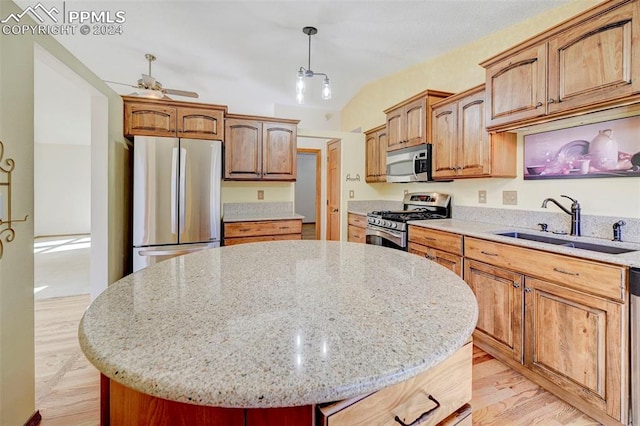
[495,232,637,254]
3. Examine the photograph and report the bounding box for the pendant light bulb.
[322,76,332,100]
[296,92,304,104]
[296,68,305,95]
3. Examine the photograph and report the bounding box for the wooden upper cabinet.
[364,124,387,182]
[384,89,452,152]
[224,118,262,180]
[224,114,299,181]
[177,107,224,140]
[484,43,547,128]
[125,101,177,137]
[482,0,640,131]
[123,96,227,139]
[547,0,640,113]
[262,122,297,180]
[432,86,516,179]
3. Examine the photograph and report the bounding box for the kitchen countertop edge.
[408,218,640,268]
[223,213,305,222]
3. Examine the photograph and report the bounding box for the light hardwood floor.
[35,295,600,425]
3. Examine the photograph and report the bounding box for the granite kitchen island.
[79,240,478,425]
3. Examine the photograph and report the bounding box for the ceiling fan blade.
[104,80,139,89]
[163,88,199,98]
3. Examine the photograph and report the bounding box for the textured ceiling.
[22,0,569,116]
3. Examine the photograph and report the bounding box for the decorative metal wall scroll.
[0,141,28,259]
[345,173,361,182]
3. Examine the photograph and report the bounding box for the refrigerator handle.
[179,147,187,236]
[171,147,178,235]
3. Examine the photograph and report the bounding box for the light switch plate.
[503,190,517,205]
[478,190,487,204]
[257,190,264,200]
[349,190,355,199]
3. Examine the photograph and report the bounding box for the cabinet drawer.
[224,234,301,246]
[348,225,366,243]
[408,226,463,256]
[317,343,472,426]
[348,213,367,228]
[224,220,302,238]
[465,237,626,301]
[408,243,463,277]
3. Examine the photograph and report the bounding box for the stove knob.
[392,222,397,229]
[375,219,381,225]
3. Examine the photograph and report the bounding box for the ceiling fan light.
[322,77,332,100]
[137,88,164,99]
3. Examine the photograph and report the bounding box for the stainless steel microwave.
[386,144,433,183]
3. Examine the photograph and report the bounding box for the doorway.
[296,148,321,240]
[326,139,341,241]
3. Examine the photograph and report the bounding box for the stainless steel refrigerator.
[132,136,221,272]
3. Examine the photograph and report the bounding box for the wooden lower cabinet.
[347,213,367,243]
[223,219,302,246]
[524,276,624,421]
[464,237,628,425]
[317,343,472,426]
[464,259,523,363]
[407,226,463,277]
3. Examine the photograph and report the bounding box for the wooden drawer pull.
[553,267,579,276]
[278,226,290,230]
[480,250,498,256]
[424,254,436,261]
[422,236,436,241]
[393,394,440,426]
[238,228,250,232]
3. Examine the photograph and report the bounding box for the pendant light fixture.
[296,26,331,104]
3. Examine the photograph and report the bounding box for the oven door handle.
[366,225,403,239]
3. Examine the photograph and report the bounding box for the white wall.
[34,143,91,236]
[295,153,316,223]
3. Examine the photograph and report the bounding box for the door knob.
[332,208,339,213]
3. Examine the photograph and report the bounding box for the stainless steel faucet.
[541,195,581,236]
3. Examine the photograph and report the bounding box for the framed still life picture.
[523,115,640,180]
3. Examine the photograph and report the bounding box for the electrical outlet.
[257,190,264,200]
[478,190,487,204]
[349,190,355,199]
[503,190,517,205]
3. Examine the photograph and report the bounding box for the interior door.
[326,140,341,241]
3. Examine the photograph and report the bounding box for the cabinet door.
[465,260,524,363]
[432,103,457,178]
[524,276,624,421]
[408,243,462,278]
[224,119,262,180]
[262,122,296,180]
[404,97,427,148]
[485,43,547,128]
[365,132,379,182]
[547,1,640,114]
[386,108,404,151]
[457,91,490,177]
[125,102,176,137]
[177,107,224,140]
[376,130,388,181]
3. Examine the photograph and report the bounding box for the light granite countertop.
[408,219,640,268]
[223,201,304,222]
[78,240,477,409]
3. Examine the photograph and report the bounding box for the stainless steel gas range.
[366,192,451,251]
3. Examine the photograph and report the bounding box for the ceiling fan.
[105,53,199,99]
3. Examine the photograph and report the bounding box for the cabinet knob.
[548,98,556,104]
[535,102,543,108]
[525,287,532,293]
[513,283,520,288]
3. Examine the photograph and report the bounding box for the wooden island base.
[102,343,472,426]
